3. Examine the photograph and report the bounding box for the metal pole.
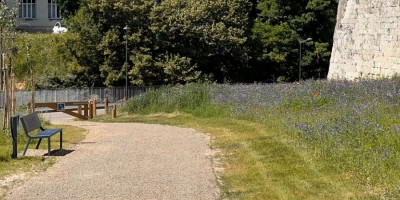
[125,34,128,98]
[11,115,19,159]
[299,42,302,81]
[123,25,130,99]
[298,38,312,81]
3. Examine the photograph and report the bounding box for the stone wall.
[328,0,400,80]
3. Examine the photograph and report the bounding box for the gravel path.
[6,112,220,200]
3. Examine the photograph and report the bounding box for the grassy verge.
[99,81,400,199]
[95,112,372,199]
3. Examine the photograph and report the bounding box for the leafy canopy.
[67,0,251,86]
[251,0,337,81]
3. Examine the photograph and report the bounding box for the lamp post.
[299,38,312,81]
[123,25,130,99]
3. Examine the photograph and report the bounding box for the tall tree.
[67,0,251,86]
[66,2,107,87]
[252,0,337,82]
[149,0,251,83]
[14,34,81,89]
[0,0,18,128]
[67,0,154,86]
[59,0,81,18]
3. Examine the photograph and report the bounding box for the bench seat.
[33,128,63,138]
[20,112,63,156]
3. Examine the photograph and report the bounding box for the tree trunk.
[31,68,35,113]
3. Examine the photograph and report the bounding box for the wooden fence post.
[93,99,97,116]
[112,105,117,119]
[84,103,88,118]
[104,97,109,114]
[88,100,93,119]
[77,105,82,115]
[26,102,31,113]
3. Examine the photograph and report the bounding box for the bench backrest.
[20,112,42,135]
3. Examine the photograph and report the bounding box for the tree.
[149,0,251,83]
[58,0,81,18]
[66,0,153,86]
[64,0,337,85]
[67,0,251,86]
[251,0,337,81]
[0,0,18,128]
[14,34,81,89]
[65,4,106,87]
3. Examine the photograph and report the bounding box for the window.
[48,0,61,19]
[19,0,36,19]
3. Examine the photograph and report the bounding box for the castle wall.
[328,0,400,80]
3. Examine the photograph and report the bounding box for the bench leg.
[23,138,32,156]
[48,138,51,156]
[36,138,42,149]
[60,131,63,150]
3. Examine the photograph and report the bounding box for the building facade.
[7,0,62,32]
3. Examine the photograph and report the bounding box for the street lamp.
[123,25,130,99]
[299,38,312,81]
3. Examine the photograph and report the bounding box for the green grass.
[100,81,400,199]
[95,112,373,199]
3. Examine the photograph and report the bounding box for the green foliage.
[13,33,82,89]
[68,0,154,86]
[251,0,337,81]
[66,7,105,87]
[67,0,251,86]
[10,0,338,87]
[0,0,17,33]
[149,0,251,83]
[123,84,229,117]
[155,54,200,85]
[0,0,18,67]
[58,0,81,18]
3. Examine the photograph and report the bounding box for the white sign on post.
[57,103,65,111]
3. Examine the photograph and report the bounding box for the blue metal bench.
[20,112,63,156]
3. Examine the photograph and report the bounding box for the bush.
[124,84,229,117]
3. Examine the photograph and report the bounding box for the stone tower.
[328,0,400,80]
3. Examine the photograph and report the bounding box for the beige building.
[7,0,62,32]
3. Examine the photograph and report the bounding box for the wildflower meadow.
[124,78,400,197]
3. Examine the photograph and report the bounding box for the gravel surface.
[6,112,220,200]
